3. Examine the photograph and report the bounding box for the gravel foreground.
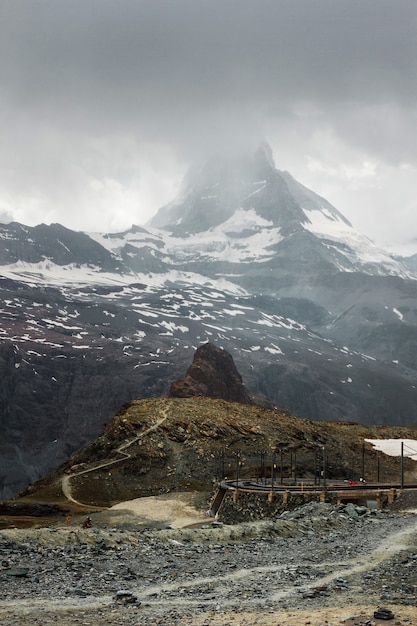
[1,502,417,625]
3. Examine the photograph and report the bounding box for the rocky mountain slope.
[1,143,417,498]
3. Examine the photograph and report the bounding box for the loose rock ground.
[1,497,417,625]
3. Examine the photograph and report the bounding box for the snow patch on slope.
[0,261,246,295]
[91,209,282,266]
[365,439,417,459]
[164,208,282,264]
[303,208,413,278]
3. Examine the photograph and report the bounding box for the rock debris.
[1,503,417,625]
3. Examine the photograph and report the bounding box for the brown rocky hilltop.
[20,396,417,509]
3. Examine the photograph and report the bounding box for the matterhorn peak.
[184,140,277,191]
[149,141,304,235]
[254,140,276,169]
[145,140,410,278]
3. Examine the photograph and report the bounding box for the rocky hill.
[21,396,417,509]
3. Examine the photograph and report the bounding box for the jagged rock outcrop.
[169,343,254,404]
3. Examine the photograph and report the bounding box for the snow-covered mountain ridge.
[1,143,417,499]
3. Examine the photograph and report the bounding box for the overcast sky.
[0,0,416,252]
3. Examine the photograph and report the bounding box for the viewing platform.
[208,478,411,518]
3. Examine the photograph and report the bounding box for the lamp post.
[401,441,404,489]
[293,448,297,484]
[235,451,241,487]
[361,441,365,481]
[217,448,225,480]
[257,450,266,485]
[271,451,275,491]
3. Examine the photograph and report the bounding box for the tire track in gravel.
[2,514,417,622]
[128,514,417,611]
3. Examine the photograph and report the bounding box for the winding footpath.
[61,405,170,507]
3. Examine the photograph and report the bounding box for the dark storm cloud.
[2,1,415,137]
[0,0,416,241]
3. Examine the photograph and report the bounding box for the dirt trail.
[62,405,170,507]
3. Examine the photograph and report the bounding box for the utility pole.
[235,451,241,487]
[361,441,365,480]
[258,450,266,485]
[293,448,297,484]
[401,441,404,489]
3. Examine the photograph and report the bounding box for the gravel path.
[1,503,417,625]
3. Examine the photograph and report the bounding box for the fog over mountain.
[1,143,417,499]
[0,1,416,250]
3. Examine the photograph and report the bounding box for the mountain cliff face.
[1,142,417,498]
